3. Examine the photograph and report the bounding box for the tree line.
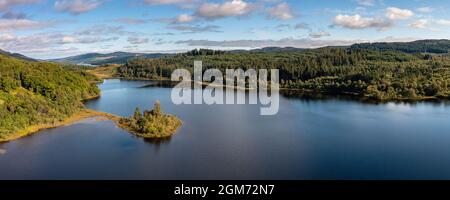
[117,48,450,100]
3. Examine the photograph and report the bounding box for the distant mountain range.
[3,39,450,66]
[0,49,36,61]
[50,52,170,66]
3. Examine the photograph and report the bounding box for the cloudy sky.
[1,0,450,59]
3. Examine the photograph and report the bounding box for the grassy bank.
[0,109,120,143]
[86,64,121,79]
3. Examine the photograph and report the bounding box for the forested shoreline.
[1,40,450,141]
[0,54,101,142]
[117,48,450,100]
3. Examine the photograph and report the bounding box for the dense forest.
[351,40,450,54]
[0,54,100,141]
[117,48,450,100]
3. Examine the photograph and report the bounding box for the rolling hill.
[0,53,100,141]
[51,52,170,66]
[0,49,36,61]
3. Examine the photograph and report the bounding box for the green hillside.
[51,52,170,66]
[0,54,100,141]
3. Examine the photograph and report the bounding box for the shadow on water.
[139,80,179,89]
[280,89,450,107]
[139,80,450,107]
[141,137,173,152]
[142,137,173,145]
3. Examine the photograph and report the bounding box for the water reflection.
[280,89,450,106]
[143,136,173,145]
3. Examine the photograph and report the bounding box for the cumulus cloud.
[128,37,149,45]
[267,2,294,20]
[409,19,439,31]
[195,0,256,20]
[0,0,39,11]
[409,19,428,29]
[155,14,195,24]
[309,31,331,38]
[55,0,103,15]
[332,14,392,31]
[386,7,414,20]
[175,14,195,23]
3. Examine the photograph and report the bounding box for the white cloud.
[75,25,126,36]
[309,31,331,38]
[167,24,221,33]
[175,37,366,48]
[333,14,392,31]
[267,2,294,20]
[416,7,433,13]
[152,14,195,24]
[175,14,195,23]
[61,36,76,43]
[408,19,439,31]
[0,33,15,42]
[436,19,450,26]
[195,0,255,20]
[0,0,39,11]
[356,0,374,7]
[55,0,103,15]
[175,37,421,49]
[409,19,428,29]
[0,19,51,30]
[59,35,119,44]
[295,23,311,30]
[128,37,149,45]
[386,7,414,20]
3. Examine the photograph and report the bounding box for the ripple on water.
[0,149,6,155]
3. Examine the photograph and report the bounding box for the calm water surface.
[1,79,450,180]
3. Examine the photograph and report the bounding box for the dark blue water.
[1,79,450,180]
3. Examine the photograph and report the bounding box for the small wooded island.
[119,102,182,139]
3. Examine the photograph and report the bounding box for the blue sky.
[1,0,450,59]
